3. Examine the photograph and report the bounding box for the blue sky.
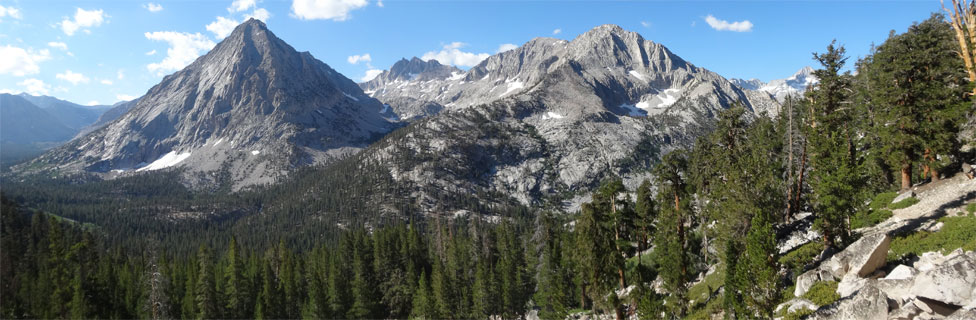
[0,0,940,106]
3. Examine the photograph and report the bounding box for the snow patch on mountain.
[732,66,817,102]
[137,151,192,172]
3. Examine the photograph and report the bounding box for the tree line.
[1,12,973,320]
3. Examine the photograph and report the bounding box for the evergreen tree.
[194,246,218,320]
[652,150,692,318]
[533,212,572,320]
[806,41,863,248]
[739,211,780,317]
[223,237,250,319]
[866,13,968,187]
[409,271,437,319]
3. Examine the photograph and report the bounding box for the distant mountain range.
[0,93,129,167]
[13,20,797,210]
[731,66,818,102]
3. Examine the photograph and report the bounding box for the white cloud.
[61,8,106,36]
[145,31,216,76]
[48,42,68,50]
[206,16,239,39]
[552,28,561,35]
[0,46,50,76]
[247,8,271,21]
[145,49,156,56]
[117,69,124,79]
[144,3,163,12]
[360,69,382,82]
[100,79,113,85]
[704,14,752,32]
[421,42,490,68]
[56,70,90,85]
[18,78,50,95]
[0,5,22,20]
[292,0,368,21]
[641,21,651,28]
[230,0,257,12]
[86,100,100,106]
[347,53,371,64]
[377,0,384,7]
[496,43,517,53]
[116,94,137,101]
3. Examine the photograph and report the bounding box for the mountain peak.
[26,18,394,189]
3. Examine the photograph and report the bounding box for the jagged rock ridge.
[363,24,781,120]
[352,24,782,211]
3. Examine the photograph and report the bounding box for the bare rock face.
[20,19,395,189]
[946,308,976,319]
[910,252,976,307]
[809,284,890,320]
[885,265,919,280]
[360,57,462,120]
[826,234,891,279]
[356,24,781,211]
[892,190,915,204]
[775,298,818,314]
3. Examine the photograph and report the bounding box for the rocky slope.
[347,25,781,211]
[21,19,396,189]
[363,25,780,120]
[360,57,462,120]
[779,174,976,320]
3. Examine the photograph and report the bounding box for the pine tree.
[739,211,780,317]
[533,212,572,320]
[223,237,249,319]
[807,41,862,248]
[194,246,218,320]
[867,14,968,187]
[652,150,692,318]
[410,271,437,319]
[575,201,616,314]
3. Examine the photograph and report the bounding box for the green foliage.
[966,203,976,215]
[851,209,893,229]
[807,41,864,248]
[779,241,822,278]
[686,266,724,306]
[801,281,840,307]
[867,14,969,189]
[889,197,920,210]
[781,308,815,320]
[888,215,976,263]
[870,192,899,210]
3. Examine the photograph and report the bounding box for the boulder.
[795,267,837,297]
[795,269,821,297]
[915,251,950,272]
[914,296,960,317]
[892,190,915,204]
[837,274,871,298]
[808,284,890,320]
[885,265,918,280]
[947,308,976,320]
[825,233,891,279]
[775,298,818,314]
[876,278,913,305]
[910,252,976,306]
[887,301,922,320]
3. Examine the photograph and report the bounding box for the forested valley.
[4,11,976,320]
